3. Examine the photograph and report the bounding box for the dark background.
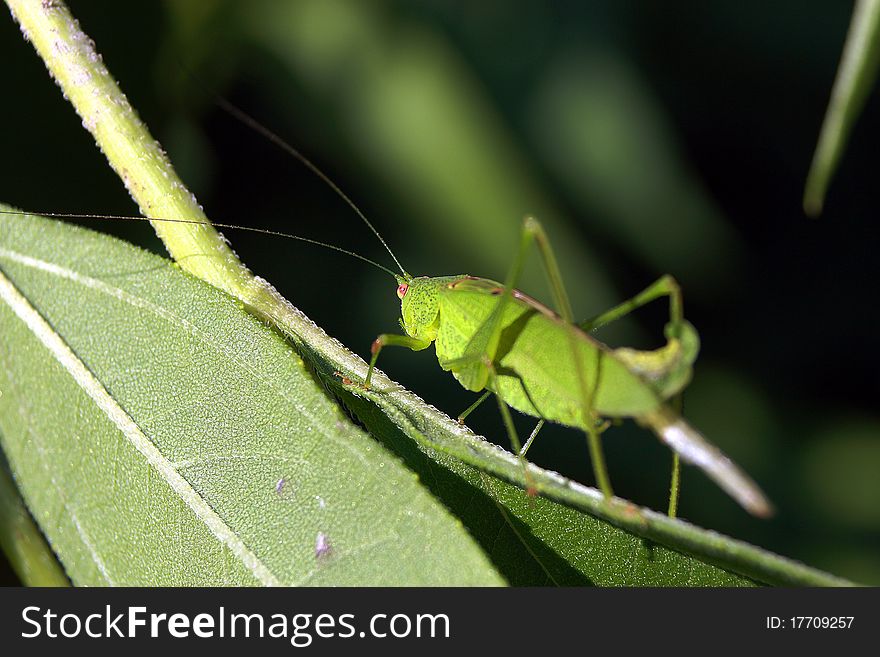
[1,1,878,584]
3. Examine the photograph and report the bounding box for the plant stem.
[5,0,253,297]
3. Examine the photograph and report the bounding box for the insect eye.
[396,283,409,299]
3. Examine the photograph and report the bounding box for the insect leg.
[455,216,611,496]
[666,395,684,518]
[520,419,545,457]
[446,213,577,393]
[578,274,682,333]
[578,275,687,515]
[485,363,536,494]
[514,216,615,498]
[364,334,431,388]
[668,451,681,518]
[446,217,550,391]
[586,419,614,498]
[457,390,492,424]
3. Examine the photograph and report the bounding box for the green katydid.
[215,100,773,518]
[360,217,771,518]
[0,102,772,520]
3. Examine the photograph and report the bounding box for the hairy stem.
[5,0,252,295]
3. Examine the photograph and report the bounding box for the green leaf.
[0,209,502,586]
[804,0,880,216]
[339,394,756,586]
[324,370,852,586]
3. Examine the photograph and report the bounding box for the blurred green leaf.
[528,49,740,286]
[804,0,880,216]
[0,209,502,585]
[800,419,880,531]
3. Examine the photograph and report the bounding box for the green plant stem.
[5,0,252,295]
[0,464,69,586]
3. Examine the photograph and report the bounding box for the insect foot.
[333,370,370,390]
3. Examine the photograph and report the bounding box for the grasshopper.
[362,215,771,517]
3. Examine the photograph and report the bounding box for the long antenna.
[214,97,409,278]
[0,210,402,280]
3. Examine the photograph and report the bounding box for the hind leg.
[579,275,688,515]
